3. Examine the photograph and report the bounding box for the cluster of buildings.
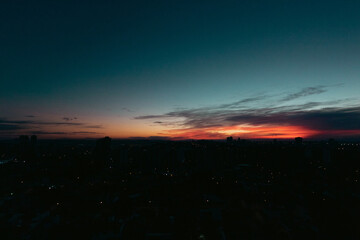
[0,136,359,239]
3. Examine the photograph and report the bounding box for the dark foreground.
[1,137,360,239]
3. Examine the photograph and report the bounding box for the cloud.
[30,131,67,135]
[218,95,266,109]
[0,118,83,126]
[63,117,78,121]
[137,101,344,129]
[280,86,326,102]
[0,118,103,128]
[135,86,360,139]
[121,107,133,112]
[25,115,36,118]
[0,118,103,137]
[72,131,101,134]
[0,124,25,131]
[226,106,360,131]
[86,125,103,129]
[135,115,164,120]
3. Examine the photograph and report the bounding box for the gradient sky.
[1,0,360,139]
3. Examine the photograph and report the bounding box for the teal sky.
[1,0,360,139]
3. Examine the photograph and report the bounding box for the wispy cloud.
[136,86,360,139]
[86,125,103,129]
[0,124,25,131]
[280,86,327,102]
[63,117,77,121]
[121,107,134,113]
[0,118,103,137]
[30,131,67,135]
[72,131,101,134]
[0,118,84,127]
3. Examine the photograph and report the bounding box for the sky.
[1,0,360,140]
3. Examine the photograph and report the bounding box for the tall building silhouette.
[94,136,112,168]
[295,137,303,145]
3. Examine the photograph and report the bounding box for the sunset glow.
[162,125,319,140]
[1,1,360,140]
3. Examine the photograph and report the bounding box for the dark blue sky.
[1,0,360,138]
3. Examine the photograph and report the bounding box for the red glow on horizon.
[20,124,360,140]
[163,125,319,140]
